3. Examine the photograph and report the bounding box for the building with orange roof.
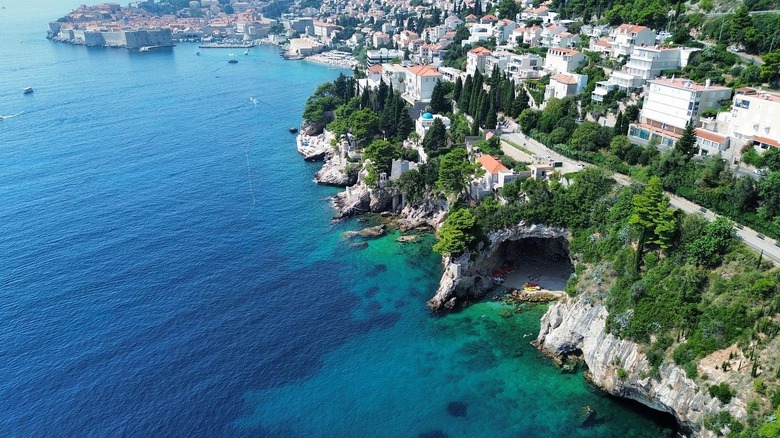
[543,47,585,74]
[404,65,443,102]
[472,155,519,199]
[466,46,492,75]
[611,23,655,57]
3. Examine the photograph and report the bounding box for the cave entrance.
[491,237,573,292]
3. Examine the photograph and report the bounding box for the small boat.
[244,49,249,55]
[289,127,298,134]
[23,87,33,94]
[228,59,238,64]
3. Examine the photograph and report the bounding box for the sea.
[0,2,676,437]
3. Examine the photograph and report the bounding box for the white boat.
[139,46,150,52]
[244,49,249,55]
[23,87,33,94]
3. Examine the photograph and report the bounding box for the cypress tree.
[615,112,626,135]
[360,87,371,109]
[478,92,490,125]
[471,116,481,136]
[460,75,473,113]
[376,79,388,112]
[430,80,447,114]
[485,100,497,130]
[453,77,463,103]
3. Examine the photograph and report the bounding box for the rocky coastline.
[535,296,746,437]
[427,223,570,311]
[295,117,727,436]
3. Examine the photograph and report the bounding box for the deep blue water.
[0,2,676,437]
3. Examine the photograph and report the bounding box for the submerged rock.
[418,431,448,438]
[396,235,418,243]
[342,225,386,239]
[446,401,468,417]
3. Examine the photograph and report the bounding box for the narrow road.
[500,131,780,266]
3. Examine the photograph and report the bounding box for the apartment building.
[629,78,732,147]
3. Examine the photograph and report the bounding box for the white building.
[415,112,452,137]
[545,73,588,100]
[471,155,518,200]
[404,64,443,102]
[466,46,492,76]
[484,51,513,76]
[728,88,780,151]
[539,24,566,48]
[506,53,544,81]
[604,46,700,92]
[543,47,585,74]
[465,24,493,46]
[629,78,732,148]
[610,24,655,57]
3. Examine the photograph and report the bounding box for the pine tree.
[630,176,677,270]
[730,5,753,46]
[675,122,698,160]
[453,77,463,103]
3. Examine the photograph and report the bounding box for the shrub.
[709,382,736,404]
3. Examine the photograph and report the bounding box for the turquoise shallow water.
[0,2,675,437]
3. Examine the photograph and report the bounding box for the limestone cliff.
[427,223,569,311]
[314,155,357,187]
[536,297,746,437]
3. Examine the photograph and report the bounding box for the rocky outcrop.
[297,133,333,161]
[331,183,394,220]
[300,119,323,137]
[536,297,746,437]
[427,223,569,311]
[315,155,357,187]
[396,199,448,232]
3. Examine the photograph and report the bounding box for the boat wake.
[0,111,24,120]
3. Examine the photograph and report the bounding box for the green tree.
[423,118,448,155]
[630,176,677,269]
[730,5,753,46]
[364,139,399,175]
[570,121,603,151]
[674,122,698,160]
[437,147,478,198]
[348,109,381,146]
[761,49,780,85]
[453,77,463,102]
[511,88,530,118]
[760,172,780,220]
[429,80,448,114]
[687,217,735,268]
[731,177,760,212]
[518,108,539,133]
[433,208,478,256]
[497,0,518,20]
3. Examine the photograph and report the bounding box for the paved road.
[500,132,780,266]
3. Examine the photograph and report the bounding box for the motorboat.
[23,87,33,94]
